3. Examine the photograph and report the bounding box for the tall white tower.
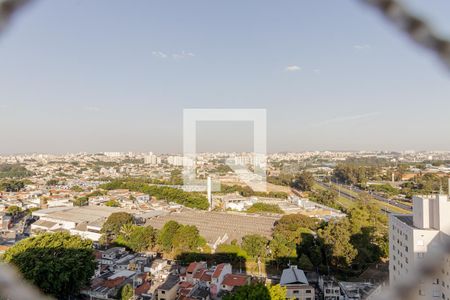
[207,176,212,211]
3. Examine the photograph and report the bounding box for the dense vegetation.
[309,189,339,208]
[0,179,27,192]
[100,213,209,256]
[100,179,209,210]
[220,184,288,199]
[291,171,315,191]
[333,161,449,198]
[223,283,286,300]
[3,232,96,298]
[246,203,284,214]
[216,192,388,277]
[267,173,295,186]
[0,163,33,178]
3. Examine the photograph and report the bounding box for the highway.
[315,180,412,213]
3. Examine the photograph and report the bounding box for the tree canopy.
[100,212,134,244]
[3,232,96,299]
[116,224,158,252]
[223,283,271,300]
[241,234,268,258]
[292,171,315,191]
[246,203,284,214]
[100,179,209,210]
[120,283,133,300]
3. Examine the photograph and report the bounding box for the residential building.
[157,274,180,300]
[389,194,450,299]
[280,265,315,300]
[318,276,341,300]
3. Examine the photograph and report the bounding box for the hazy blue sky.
[0,0,449,154]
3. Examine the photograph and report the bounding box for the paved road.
[315,180,412,213]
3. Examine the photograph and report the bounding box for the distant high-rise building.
[103,152,122,158]
[389,195,450,299]
[144,153,158,165]
[167,156,194,167]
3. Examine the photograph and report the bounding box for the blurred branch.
[0,264,51,300]
[361,0,450,69]
[0,0,32,35]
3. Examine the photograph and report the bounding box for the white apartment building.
[144,153,160,165]
[389,194,450,300]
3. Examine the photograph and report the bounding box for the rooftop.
[33,206,135,224]
[222,274,248,287]
[280,266,308,286]
[158,274,179,291]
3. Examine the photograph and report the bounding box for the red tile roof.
[200,272,212,282]
[222,274,248,287]
[179,281,193,289]
[137,273,148,281]
[135,281,151,295]
[212,263,225,278]
[186,262,199,273]
[193,269,206,279]
[102,276,126,288]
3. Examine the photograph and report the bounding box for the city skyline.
[1,0,450,153]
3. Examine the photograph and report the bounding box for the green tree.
[319,219,357,270]
[0,179,25,192]
[157,220,182,252]
[105,199,120,207]
[216,243,248,259]
[172,225,204,253]
[247,203,284,214]
[298,253,314,270]
[6,205,22,216]
[46,179,59,186]
[310,190,338,208]
[73,196,89,206]
[117,225,158,252]
[268,284,287,300]
[269,233,296,260]
[101,212,134,244]
[3,232,96,299]
[70,185,83,192]
[292,171,315,191]
[241,234,268,258]
[223,283,270,300]
[121,283,133,300]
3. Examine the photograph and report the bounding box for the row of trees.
[246,203,284,214]
[100,212,209,256]
[220,184,288,199]
[100,179,209,210]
